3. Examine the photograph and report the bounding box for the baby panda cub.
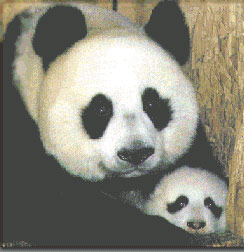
[143,166,228,234]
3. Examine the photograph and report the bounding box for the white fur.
[144,166,228,234]
[13,3,140,122]
[12,3,198,181]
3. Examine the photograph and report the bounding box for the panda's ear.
[144,0,190,65]
[33,5,87,71]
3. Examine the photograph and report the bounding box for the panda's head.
[144,166,228,234]
[13,2,198,181]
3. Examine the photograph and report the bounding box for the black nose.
[187,221,206,230]
[117,147,154,165]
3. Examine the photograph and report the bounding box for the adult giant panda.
[3,0,223,247]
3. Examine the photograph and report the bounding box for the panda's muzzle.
[117,147,154,165]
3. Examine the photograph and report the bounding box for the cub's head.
[144,167,228,234]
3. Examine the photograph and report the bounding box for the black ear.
[33,5,88,71]
[144,0,190,65]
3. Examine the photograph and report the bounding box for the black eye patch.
[142,88,172,131]
[167,195,189,214]
[204,197,223,219]
[81,94,113,139]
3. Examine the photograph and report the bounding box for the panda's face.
[164,194,225,234]
[144,167,227,234]
[38,34,198,181]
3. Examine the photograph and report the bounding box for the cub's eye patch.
[142,88,172,131]
[167,195,189,214]
[81,94,113,139]
[204,197,222,219]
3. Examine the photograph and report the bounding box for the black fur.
[167,196,189,214]
[142,88,172,131]
[204,197,223,219]
[33,5,87,71]
[145,0,190,65]
[82,94,113,139]
[3,71,200,246]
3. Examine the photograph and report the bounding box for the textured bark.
[227,115,244,239]
[180,2,244,240]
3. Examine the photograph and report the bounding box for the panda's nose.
[187,221,206,230]
[117,147,154,165]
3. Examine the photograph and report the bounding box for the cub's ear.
[144,0,190,65]
[33,5,88,71]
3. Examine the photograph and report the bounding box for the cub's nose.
[117,147,154,165]
[187,221,206,230]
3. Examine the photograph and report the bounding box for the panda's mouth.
[114,167,150,178]
[100,163,149,178]
[99,160,153,178]
[121,169,149,178]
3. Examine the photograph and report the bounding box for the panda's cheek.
[97,132,122,169]
[203,210,215,232]
[139,154,159,170]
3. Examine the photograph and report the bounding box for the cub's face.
[144,167,227,234]
[38,34,198,181]
[158,193,226,234]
